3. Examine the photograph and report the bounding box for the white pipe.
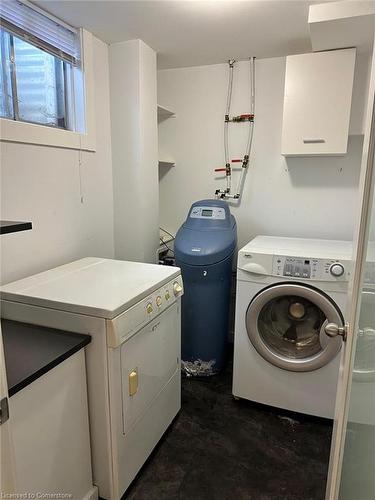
[245,57,255,156]
[216,57,256,201]
[224,60,235,193]
[234,56,256,199]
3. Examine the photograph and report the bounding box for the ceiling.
[35,0,325,69]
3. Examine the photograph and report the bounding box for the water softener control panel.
[189,206,226,220]
[272,255,349,281]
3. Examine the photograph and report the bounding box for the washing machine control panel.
[272,255,349,281]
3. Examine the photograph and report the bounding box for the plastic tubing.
[235,56,256,198]
[224,60,235,192]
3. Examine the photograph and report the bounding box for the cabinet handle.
[129,369,138,396]
[303,138,326,144]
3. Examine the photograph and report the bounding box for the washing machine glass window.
[246,283,343,372]
[258,295,326,359]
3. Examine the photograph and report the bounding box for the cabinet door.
[0,326,16,493]
[281,48,356,156]
[121,302,180,433]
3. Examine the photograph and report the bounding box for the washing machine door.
[246,283,343,372]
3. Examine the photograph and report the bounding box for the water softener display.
[175,199,237,376]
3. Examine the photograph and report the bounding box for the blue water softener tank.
[175,199,237,376]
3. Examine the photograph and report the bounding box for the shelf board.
[158,160,175,167]
[157,105,175,121]
[0,220,32,235]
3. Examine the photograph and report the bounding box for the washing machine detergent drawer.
[120,302,179,434]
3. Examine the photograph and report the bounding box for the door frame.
[326,36,375,500]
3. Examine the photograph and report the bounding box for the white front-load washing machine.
[233,236,352,419]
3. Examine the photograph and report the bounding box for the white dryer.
[0,258,183,499]
[233,236,352,419]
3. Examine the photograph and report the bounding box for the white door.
[121,303,179,433]
[0,324,16,492]
[326,39,375,499]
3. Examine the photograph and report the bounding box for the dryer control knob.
[330,263,345,277]
[173,282,183,296]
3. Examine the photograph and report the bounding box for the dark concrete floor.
[125,356,333,500]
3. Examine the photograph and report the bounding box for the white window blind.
[0,0,80,65]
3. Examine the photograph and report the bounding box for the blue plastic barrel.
[175,199,237,376]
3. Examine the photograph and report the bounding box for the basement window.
[0,0,82,132]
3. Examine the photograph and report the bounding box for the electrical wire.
[159,227,175,256]
[159,237,175,255]
[160,227,175,241]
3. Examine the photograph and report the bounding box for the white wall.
[109,39,159,263]
[0,36,114,285]
[158,52,371,251]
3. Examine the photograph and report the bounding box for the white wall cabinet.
[281,48,356,156]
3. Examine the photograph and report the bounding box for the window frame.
[0,29,96,152]
[2,30,71,130]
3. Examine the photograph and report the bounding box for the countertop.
[2,319,91,396]
[0,220,32,235]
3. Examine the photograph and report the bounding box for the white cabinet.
[10,351,96,499]
[281,48,356,156]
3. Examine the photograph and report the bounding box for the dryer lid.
[0,258,181,319]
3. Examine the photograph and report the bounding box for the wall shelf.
[157,105,175,122]
[158,104,176,168]
[158,160,175,167]
[0,220,32,235]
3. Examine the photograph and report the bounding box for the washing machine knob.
[173,282,183,296]
[330,263,345,277]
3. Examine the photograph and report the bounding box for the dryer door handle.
[241,263,268,275]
